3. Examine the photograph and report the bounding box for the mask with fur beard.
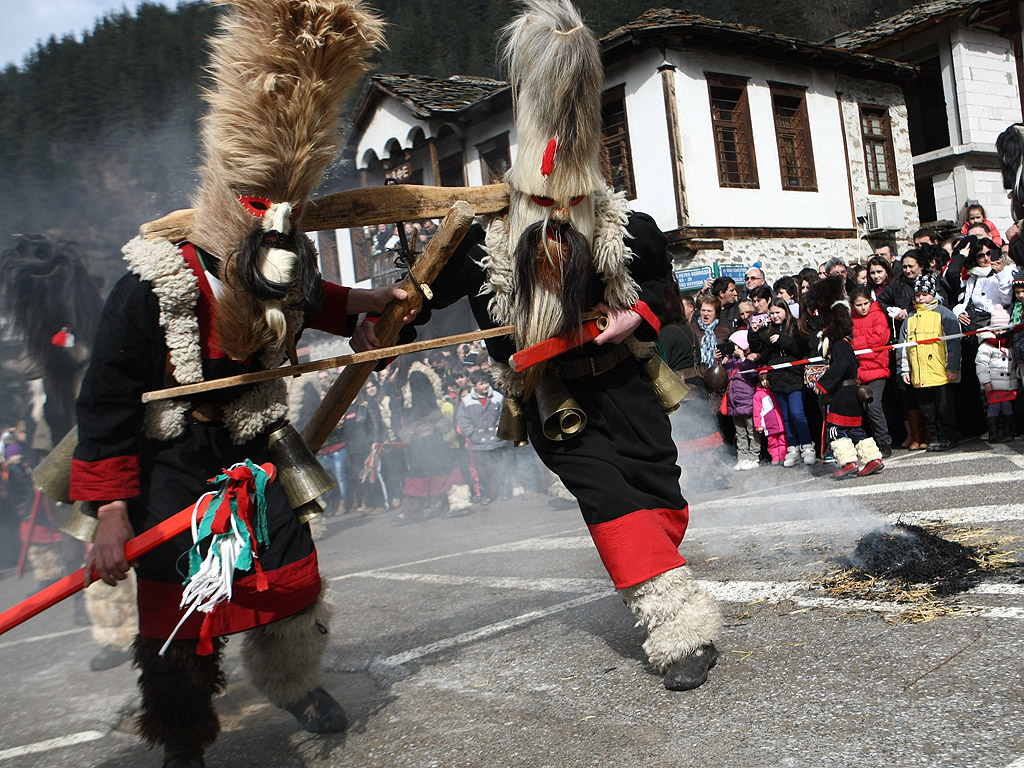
[513,219,593,396]
[214,223,324,362]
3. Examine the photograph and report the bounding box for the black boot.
[283,687,348,734]
[1001,414,1016,442]
[163,746,205,768]
[663,643,719,691]
[988,417,1002,444]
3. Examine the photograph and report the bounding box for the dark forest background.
[0,0,918,290]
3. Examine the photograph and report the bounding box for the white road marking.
[0,731,103,761]
[376,591,613,668]
[696,471,1024,510]
[365,572,607,593]
[1003,755,1024,768]
[0,626,88,651]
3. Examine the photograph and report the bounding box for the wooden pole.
[141,324,513,404]
[301,200,476,451]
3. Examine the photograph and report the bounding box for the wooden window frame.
[769,82,817,192]
[706,73,759,189]
[476,132,511,185]
[859,105,899,196]
[600,84,637,199]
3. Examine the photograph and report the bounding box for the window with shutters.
[770,83,816,191]
[860,105,899,195]
[477,133,510,185]
[600,85,636,199]
[707,73,758,189]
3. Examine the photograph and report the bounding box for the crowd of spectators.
[663,204,1024,475]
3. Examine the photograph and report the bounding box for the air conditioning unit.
[866,199,904,232]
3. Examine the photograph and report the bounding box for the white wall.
[950,26,1022,146]
[665,48,857,231]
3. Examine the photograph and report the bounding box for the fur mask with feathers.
[0,234,102,375]
[996,123,1024,223]
[804,274,852,349]
[189,0,384,362]
[499,0,606,393]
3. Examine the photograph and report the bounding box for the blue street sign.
[675,266,713,292]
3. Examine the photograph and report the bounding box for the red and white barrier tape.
[750,321,1021,373]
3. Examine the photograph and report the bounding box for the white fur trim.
[122,236,203,385]
[143,399,191,441]
[856,436,882,465]
[447,483,471,512]
[222,379,289,446]
[619,566,722,670]
[831,437,858,465]
[85,570,138,651]
[241,593,330,707]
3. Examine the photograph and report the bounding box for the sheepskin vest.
[122,235,295,445]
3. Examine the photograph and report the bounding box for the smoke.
[670,401,884,560]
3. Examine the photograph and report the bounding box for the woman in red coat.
[850,286,892,456]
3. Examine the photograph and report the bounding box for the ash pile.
[814,522,1018,623]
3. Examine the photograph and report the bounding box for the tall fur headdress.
[500,0,605,201]
[189,0,385,360]
[996,123,1024,224]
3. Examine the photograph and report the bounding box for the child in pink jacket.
[753,375,787,463]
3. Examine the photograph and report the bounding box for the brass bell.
[32,427,78,505]
[497,394,529,447]
[294,499,325,526]
[640,355,690,414]
[535,377,586,441]
[266,422,336,521]
[59,500,98,543]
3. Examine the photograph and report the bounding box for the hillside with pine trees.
[0,0,918,289]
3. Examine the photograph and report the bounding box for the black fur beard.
[513,221,593,339]
[227,227,325,312]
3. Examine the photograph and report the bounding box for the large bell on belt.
[640,354,689,414]
[497,394,529,447]
[266,422,335,523]
[535,377,586,441]
[704,363,728,393]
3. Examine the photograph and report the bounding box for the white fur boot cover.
[241,594,331,708]
[447,483,471,512]
[618,566,723,671]
[856,436,882,465]
[85,570,139,651]
[831,437,858,466]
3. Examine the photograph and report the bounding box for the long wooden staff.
[141,324,514,404]
[302,200,476,451]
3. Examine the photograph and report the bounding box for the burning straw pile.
[813,522,1018,624]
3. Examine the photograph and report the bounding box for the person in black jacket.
[749,298,813,466]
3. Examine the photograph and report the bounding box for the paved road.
[2,439,1024,768]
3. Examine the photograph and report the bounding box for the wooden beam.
[301,200,476,451]
[300,183,510,231]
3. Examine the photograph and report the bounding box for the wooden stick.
[141,324,513,404]
[301,183,509,231]
[301,201,476,451]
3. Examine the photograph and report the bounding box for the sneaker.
[857,459,884,477]
[831,462,859,480]
[782,447,801,467]
[800,444,816,465]
[823,454,837,465]
[733,459,759,471]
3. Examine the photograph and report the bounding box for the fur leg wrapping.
[133,635,225,749]
[855,437,882,465]
[241,595,331,708]
[447,483,471,512]
[831,437,858,466]
[85,570,139,651]
[618,566,723,671]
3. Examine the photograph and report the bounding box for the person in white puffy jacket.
[976,304,1018,443]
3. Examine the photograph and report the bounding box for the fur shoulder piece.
[122,235,203,385]
[592,187,639,311]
